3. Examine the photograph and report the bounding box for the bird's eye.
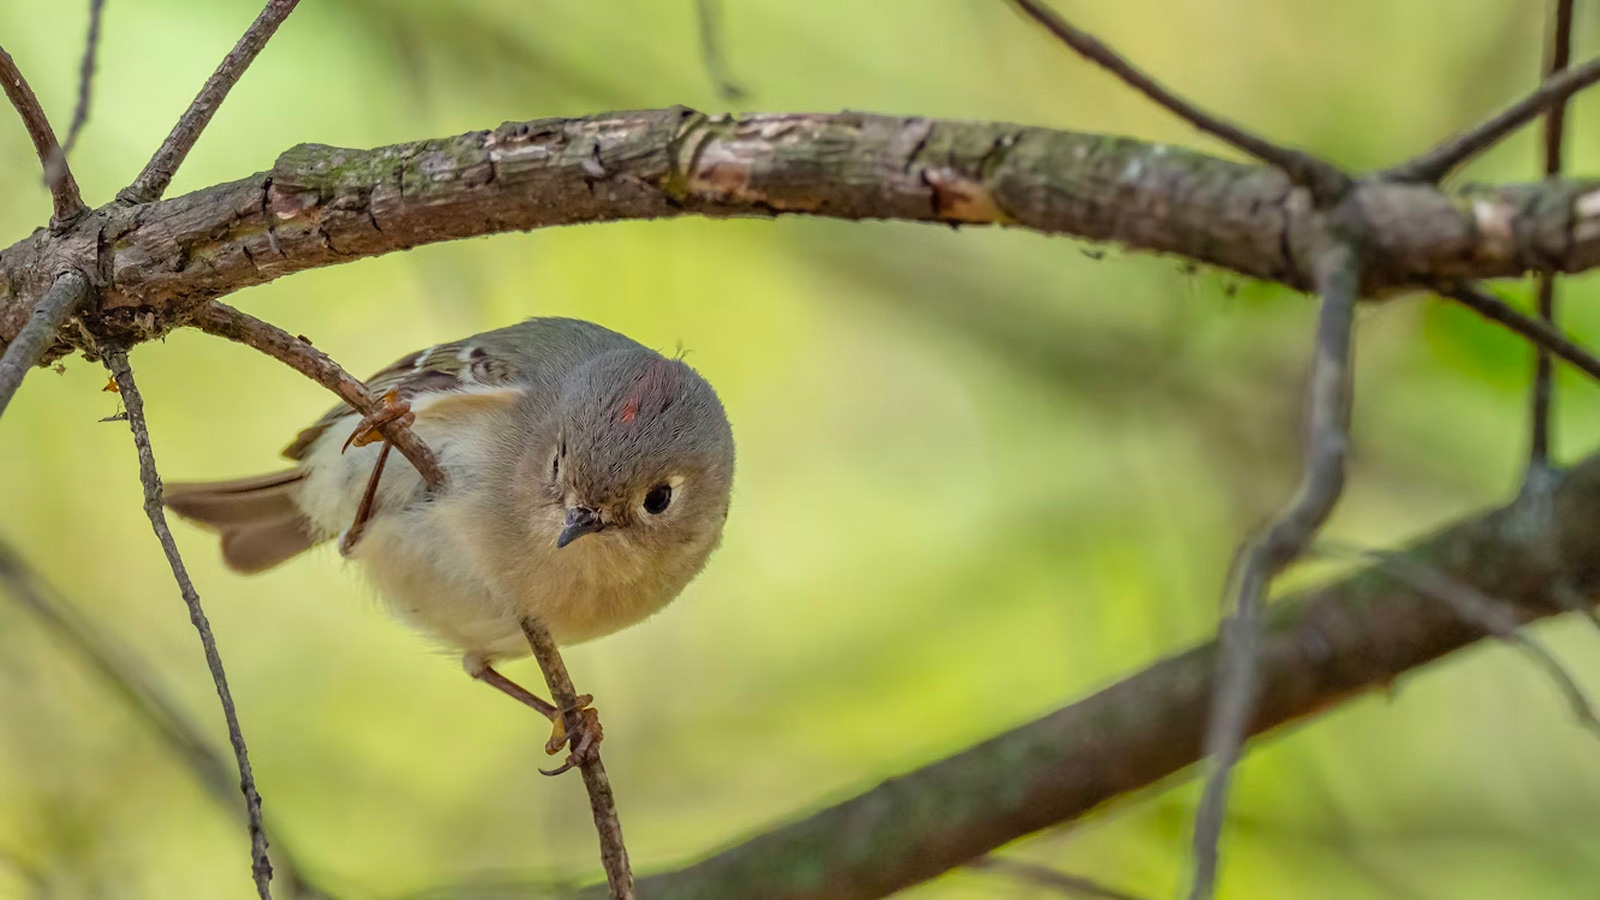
[643,483,673,515]
[550,447,561,483]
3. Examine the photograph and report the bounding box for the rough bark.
[5,107,1600,362]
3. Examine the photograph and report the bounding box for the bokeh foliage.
[4,1,1600,897]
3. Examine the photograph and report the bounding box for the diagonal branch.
[968,857,1144,900]
[1530,0,1576,470]
[1318,541,1600,740]
[62,0,108,154]
[1004,0,1348,203]
[0,540,332,899]
[519,618,633,900]
[0,43,87,227]
[0,271,90,419]
[1386,54,1600,184]
[1189,238,1361,900]
[103,348,275,900]
[189,301,449,492]
[119,0,301,204]
[1438,281,1600,386]
[416,448,1600,900]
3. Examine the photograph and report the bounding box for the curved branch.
[517,451,1600,900]
[0,43,87,226]
[7,108,1600,360]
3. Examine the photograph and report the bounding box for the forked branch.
[1530,0,1577,470]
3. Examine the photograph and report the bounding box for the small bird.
[166,317,735,771]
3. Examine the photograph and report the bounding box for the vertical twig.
[62,0,108,154]
[0,540,332,899]
[1189,240,1362,900]
[695,0,745,101]
[1530,0,1576,471]
[0,44,87,227]
[103,348,274,900]
[519,618,634,900]
[119,0,301,204]
[0,271,91,419]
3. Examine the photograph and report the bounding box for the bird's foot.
[342,388,414,452]
[541,694,603,777]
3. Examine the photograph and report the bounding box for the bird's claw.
[540,694,602,776]
[342,388,414,453]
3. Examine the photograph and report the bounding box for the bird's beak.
[557,506,605,549]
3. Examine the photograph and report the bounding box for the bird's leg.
[342,387,414,451]
[339,441,390,556]
[469,662,604,776]
[337,389,414,555]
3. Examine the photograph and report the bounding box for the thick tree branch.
[7,109,1600,362]
[189,301,449,491]
[0,271,89,418]
[0,43,87,227]
[485,451,1600,900]
[104,349,275,900]
[120,0,301,205]
[1005,0,1348,203]
[519,618,633,900]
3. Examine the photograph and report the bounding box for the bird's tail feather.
[164,470,320,574]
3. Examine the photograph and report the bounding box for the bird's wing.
[282,339,523,461]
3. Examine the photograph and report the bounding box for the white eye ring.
[641,474,686,516]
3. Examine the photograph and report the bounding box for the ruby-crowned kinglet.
[166,317,735,763]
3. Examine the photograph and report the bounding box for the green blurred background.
[4,1,1600,897]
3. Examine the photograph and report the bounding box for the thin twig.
[969,857,1144,900]
[0,271,91,419]
[0,540,332,899]
[189,301,448,492]
[0,43,87,226]
[1531,0,1576,471]
[119,0,301,204]
[103,348,274,900]
[1440,281,1600,386]
[1319,541,1600,740]
[1189,239,1362,900]
[519,618,634,900]
[62,0,107,153]
[695,0,745,101]
[1386,54,1600,184]
[1003,0,1348,203]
